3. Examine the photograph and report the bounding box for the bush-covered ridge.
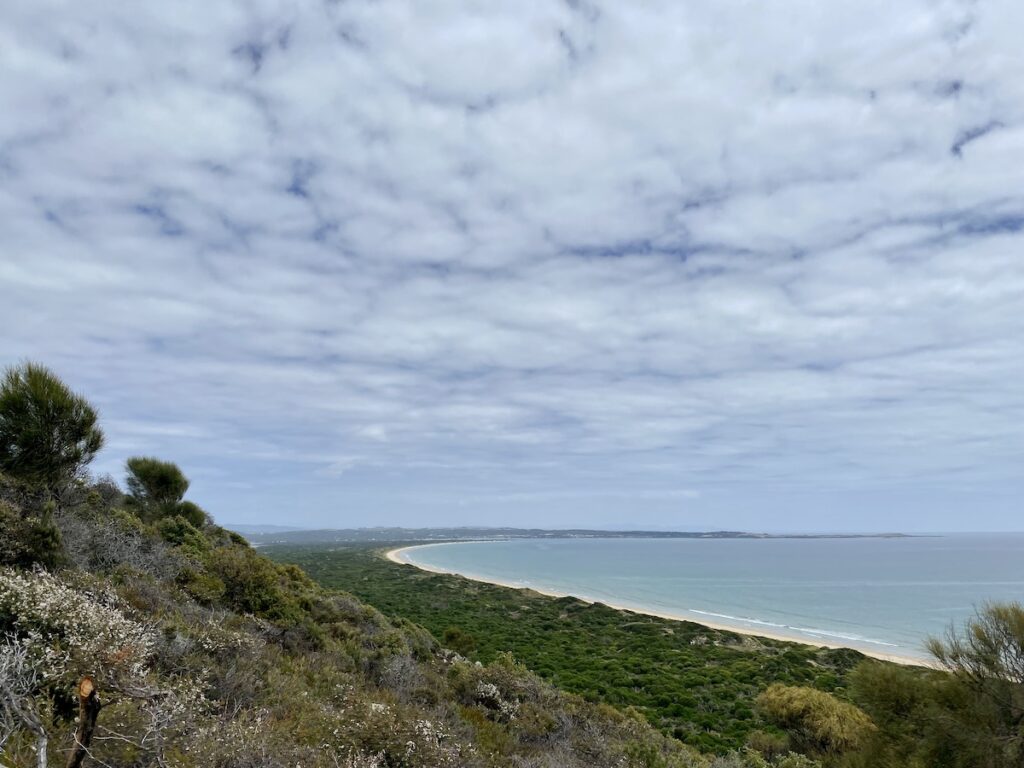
[0,363,789,767]
[2,362,1023,768]
[1,467,722,767]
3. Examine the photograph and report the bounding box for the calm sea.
[400,535,1024,661]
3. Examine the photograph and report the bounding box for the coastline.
[385,542,933,668]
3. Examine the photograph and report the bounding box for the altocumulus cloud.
[1,0,1023,531]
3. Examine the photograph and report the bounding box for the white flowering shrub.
[309,692,475,768]
[474,680,520,721]
[0,567,155,689]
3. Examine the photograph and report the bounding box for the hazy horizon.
[4,2,1023,532]
[231,523,1024,537]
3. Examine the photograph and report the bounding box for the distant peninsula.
[238,525,913,546]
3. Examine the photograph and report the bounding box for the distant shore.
[385,542,933,668]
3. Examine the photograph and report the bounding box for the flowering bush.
[0,566,154,689]
[474,681,520,721]
[328,697,474,768]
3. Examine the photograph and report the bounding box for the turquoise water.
[400,535,1024,661]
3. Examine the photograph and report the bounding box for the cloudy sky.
[3,1,1023,532]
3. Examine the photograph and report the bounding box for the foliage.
[55,503,182,578]
[19,503,66,570]
[0,362,103,488]
[269,543,865,753]
[846,661,954,767]
[442,625,478,655]
[848,605,1024,768]
[929,602,1024,705]
[0,497,66,570]
[755,685,874,757]
[175,499,208,528]
[126,456,191,518]
[156,514,208,550]
[0,567,155,690]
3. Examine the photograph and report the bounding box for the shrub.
[848,605,1024,768]
[157,515,209,552]
[0,567,155,691]
[0,497,66,569]
[20,503,67,570]
[745,729,790,759]
[0,499,23,565]
[176,499,209,528]
[56,506,181,578]
[756,685,874,757]
[443,626,478,655]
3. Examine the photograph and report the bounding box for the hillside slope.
[2,468,723,768]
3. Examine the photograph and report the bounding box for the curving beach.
[385,542,932,667]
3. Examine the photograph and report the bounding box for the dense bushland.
[269,543,866,753]
[271,545,1024,766]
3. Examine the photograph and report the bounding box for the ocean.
[397,534,1024,661]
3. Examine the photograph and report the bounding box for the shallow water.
[401,535,1024,660]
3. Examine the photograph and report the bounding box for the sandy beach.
[385,542,933,667]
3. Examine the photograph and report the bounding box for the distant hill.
[226,523,308,535]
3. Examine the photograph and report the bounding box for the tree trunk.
[36,729,47,768]
[64,677,100,768]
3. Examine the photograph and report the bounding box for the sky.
[2,1,1023,532]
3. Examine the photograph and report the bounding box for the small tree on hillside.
[125,457,189,516]
[0,363,103,490]
[125,457,208,529]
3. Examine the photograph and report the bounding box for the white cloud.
[1,0,1023,530]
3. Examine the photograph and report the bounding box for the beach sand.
[385,542,933,668]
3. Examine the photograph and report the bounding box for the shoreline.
[385,542,933,668]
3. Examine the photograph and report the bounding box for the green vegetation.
[2,361,1023,768]
[270,544,1024,766]
[268,544,866,753]
[755,685,875,758]
[125,456,208,527]
[847,619,1024,767]
[0,362,103,488]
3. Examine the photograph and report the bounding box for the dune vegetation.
[267,543,867,753]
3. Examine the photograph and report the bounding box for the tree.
[0,363,103,489]
[125,456,190,518]
[927,603,1024,765]
[848,605,1024,768]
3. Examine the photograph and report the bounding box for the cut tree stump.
[64,677,100,768]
